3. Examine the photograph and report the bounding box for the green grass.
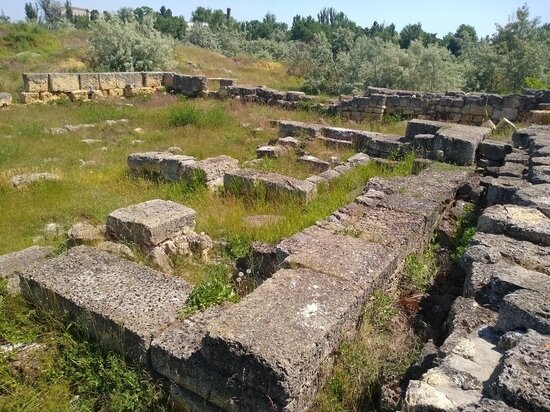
[0,280,166,411]
[403,244,440,293]
[450,203,478,262]
[314,291,419,412]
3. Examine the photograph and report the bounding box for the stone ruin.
[3,73,550,411]
[17,71,550,128]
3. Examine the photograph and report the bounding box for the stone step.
[224,168,317,204]
[18,246,192,365]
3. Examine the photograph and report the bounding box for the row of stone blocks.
[275,118,493,166]
[3,165,469,411]
[21,72,209,104]
[330,86,548,124]
[404,125,550,411]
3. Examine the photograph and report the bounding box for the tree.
[38,0,64,24]
[399,23,438,48]
[90,9,99,21]
[25,3,39,22]
[290,15,324,42]
[89,15,174,71]
[492,4,550,91]
[0,10,9,23]
[65,0,72,22]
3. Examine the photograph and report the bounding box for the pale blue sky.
[1,0,548,37]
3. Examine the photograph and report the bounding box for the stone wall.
[329,86,550,124]
[20,72,209,104]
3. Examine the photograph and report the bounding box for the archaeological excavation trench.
[1,73,549,411]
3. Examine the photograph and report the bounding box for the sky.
[1,0,549,37]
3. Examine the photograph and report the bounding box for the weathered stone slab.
[19,246,192,364]
[277,136,301,148]
[0,92,12,107]
[115,72,144,88]
[256,145,284,158]
[434,124,490,165]
[347,153,370,165]
[22,73,49,92]
[512,183,550,217]
[479,140,513,162]
[11,173,60,188]
[67,222,104,247]
[320,126,364,142]
[127,152,195,181]
[489,330,550,410]
[171,74,208,96]
[485,177,530,206]
[276,225,402,292]
[463,232,550,276]
[496,289,550,334]
[180,155,239,187]
[477,204,550,246]
[224,169,317,204]
[98,73,117,90]
[276,120,321,138]
[365,135,409,158]
[498,161,527,178]
[0,246,53,293]
[202,268,364,409]
[106,199,196,248]
[151,306,277,411]
[142,72,165,87]
[405,119,446,139]
[298,155,330,172]
[412,134,435,157]
[48,73,80,91]
[530,165,550,184]
[79,73,100,90]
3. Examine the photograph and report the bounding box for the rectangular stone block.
[179,155,239,187]
[405,119,446,139]
[433,124,491,165]
[0,246,52,293]
[224,169,317,204]
[172,74,208,96]
[142,72,165,87]
[98,73,117,90]
[22,73,49,92]
[202,268,365,409]
[79,73,100,90]
[479,140,513,162]
[127,152,195,181]
[19,246,192,364]
[48,73,80,91]
[106,199,196,248]
[277,120,321,138]
[20,92,40,104]
[115,72,144,88]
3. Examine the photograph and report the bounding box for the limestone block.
[180,155,239,187]
[489,330,550,411]
[106,199,196,248]
[0,246,53,294]
[478,140,512,162]
[98,73,117,90]
[123,85,154,98]
[162,72,176,88]
[477,204,550,246]
[39,91,54,101]
[142,72,164,87]
[298,155,330,172]
[433,124,490,165]
[0,92,12,107]
[20,92,40,104]
[202,268,364,410]
[107,88,124,97]
[22,73,49,92]
[48,73,80,92]
[256,145,284,158]
[277,120,321,138]
[115,72,143,88]
[128,152,196,181]
[18,246,192,365]
[405,119,446,139]
[485,177,529,206]
[530,110,550,125]
[68,90,89,102]
[171,74,208,97]
[79,73,100,90]
[224,169,317,204]
[11,173,60,187]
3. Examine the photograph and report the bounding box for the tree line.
[20,2,550,94]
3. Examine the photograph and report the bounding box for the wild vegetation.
[6,2,548,96]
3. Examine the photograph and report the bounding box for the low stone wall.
[20,72,210,104]
[223,85,320,109]
[329,86,550,124]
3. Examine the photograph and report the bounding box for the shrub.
[168,103,230,128]
[89,15,173,71]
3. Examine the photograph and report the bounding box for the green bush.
[168,103,230,128]
[89,15,173,71]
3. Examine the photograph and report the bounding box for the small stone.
[42,223,62,240]
[498,331,524,350]
[131,139,143,145]
[11,173,60,188]
[187,232,213,261]
[134,127,144,134]
[67,222,104,247]
[168,146,182,154]
[0,92,13,107]
[95,241,135,259]
[79,159,96,168]
[81,139,102,145]
[150,246,173,273]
